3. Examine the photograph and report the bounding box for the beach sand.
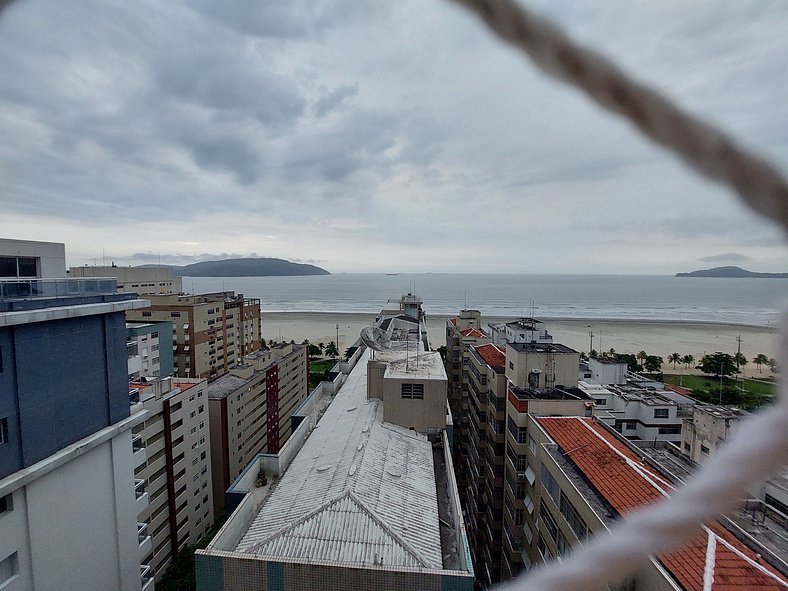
[261,312,779,378]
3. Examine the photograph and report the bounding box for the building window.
[198,405,204,414]
[683,442,691,452]
[654,408,669,419]
[0,256,37,278]
[540,464,560,504]
[0,345,3,373]
[559,492,588,540]
[0,552,18,584]
[701,445,710,455]
[401,383,424,399]
[0,494,11,515]
[171,312,181,317]
[625,420,637,430]
[539,503,558,543]
[658,426,682,435]
[509,361,514,370]
[594,398,607,406]
[528,436,538,454]
[513,508,524,526]
[0,418,8,445]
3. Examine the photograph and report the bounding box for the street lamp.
[336,323,340,359]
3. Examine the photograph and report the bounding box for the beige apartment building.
[131,377,214,581]
[445,310,490,458]
[126,291,262,380]
[680,403,749,463]
[207,344,308,514]
[70,265,182,295]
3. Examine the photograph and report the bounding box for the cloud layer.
[0,0,786,273]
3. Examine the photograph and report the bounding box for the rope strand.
[451,0,788,227]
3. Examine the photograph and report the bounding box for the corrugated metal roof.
[236,349,444,569]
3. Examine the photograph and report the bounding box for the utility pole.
[719,361,724,405]
[336,323,340,359]
[735,335,743,394]
[588,326,593,355]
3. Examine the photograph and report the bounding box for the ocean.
[182,274,787,327]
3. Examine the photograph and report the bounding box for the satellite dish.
[360,325,391,351]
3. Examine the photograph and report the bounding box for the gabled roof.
[537,417,787,590]
[246,492,430,568]
[236,349,443,569]
[474,343,506,369]
[460,327,486,338]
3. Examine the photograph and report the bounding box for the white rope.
[451,0,788,228]
[448,1,788,589]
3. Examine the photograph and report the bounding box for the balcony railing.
[140,565,154,588]
[132,434,145,453]
[137,522,149,544]
[0,277,117,301]
[129,388,140,404]
[134,479,146,499]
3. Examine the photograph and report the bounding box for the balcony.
[134,479,146,499]
[140,565,154,591]
[0,277,117,301]
[132,434,145,453]
[137,522,149,544]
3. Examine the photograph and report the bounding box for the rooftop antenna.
[464,288,467,309]
[102,247,106,266]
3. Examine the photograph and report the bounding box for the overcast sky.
[1,0,786,274]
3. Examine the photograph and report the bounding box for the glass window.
[654,408,669,419]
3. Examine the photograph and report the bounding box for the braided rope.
[450,1,788,589]
[451,0,788,227]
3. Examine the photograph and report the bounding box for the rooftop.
[509,385,590,401]
[508,342,577,354]
[460,327,486,338]
[693,404,751,420]
[473,343,506,369]
[538,417,788,590]
[234,349,451,570]
[208,372,256,399]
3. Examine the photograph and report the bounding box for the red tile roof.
[460,327,486,338]
[449,317,457,326]
[664,383,693,397]
[174,381,196,391]
[474,344,506,368]
[537,417,787,591]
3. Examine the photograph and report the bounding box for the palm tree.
[734,352,748,371]
[668,352,681,369]
[608,347,616,357]
[753,353,768,373]
[637,350,647,369]
[682,354,694,370]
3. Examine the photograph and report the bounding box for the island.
[141,258,330,277]
[676,266,788,278]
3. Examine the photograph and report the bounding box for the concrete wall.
[588,358,627,385]
[70,266,182,295]
[0,239,66,278]
[0,430,142,591]
[368,363,447,433]
[505,348,579,390]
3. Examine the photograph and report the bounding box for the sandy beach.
[261,312,778,377]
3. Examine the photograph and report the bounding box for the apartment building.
[127,320,175,379]
[126,292,262,380]
[132,377,214,581]
[70,265,182,295]
[680,404,749,463]
[0,240,153,591]
[487,317,553,347]
[196,295,473,591]
[446,310,490,460]
[207,344,308,514]
[522,416,787,589]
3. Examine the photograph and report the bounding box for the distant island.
[140,258,330,277]
[676,266,788,278]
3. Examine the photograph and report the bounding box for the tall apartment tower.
[0,239,154,590]
[445,310,490,457]
[132,377,214,580]
[126,292,262,380]
[207,344,308,514]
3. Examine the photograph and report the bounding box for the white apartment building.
[70,265,182,295]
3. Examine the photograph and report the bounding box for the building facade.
[680,404,749,463]
[132,377,214,580]
[127,320,175,380]
[126,292,262,380]
[0,242,153,591]
[207,344,308,514]
[70,265,182,295]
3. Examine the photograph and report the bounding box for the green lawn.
[308,359,337,389]
[662,374,775,410]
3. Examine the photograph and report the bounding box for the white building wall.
[0,239,66,278]
[0,430,143,591]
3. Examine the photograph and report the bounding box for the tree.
[637,350,648,368]
[734,352,748,371]
[696,352,738,377]
[617,353,641,372]
[317,342,325,355]
[607,347,616,357]
[324,340,339,359]
[767,357,779,374]
[682,354,694,370]
[753,353,769,373]
[643,355,663,373]
[437,345,448,361]
[344,347,353,360]
[308,344,322,358]
[668,352,681,369]
[590,349,598,358]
